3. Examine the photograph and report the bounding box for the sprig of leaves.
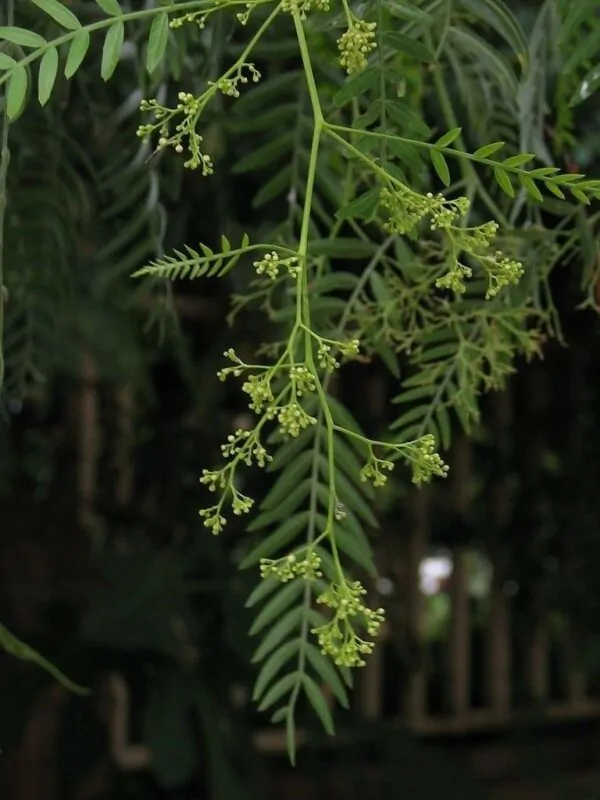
[0,622,89,694]
[4,0,600,765]
[0,0,210,117]
[327,123,600,204]
[135,234,253,281]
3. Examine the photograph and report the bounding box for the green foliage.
[0,622,88,694]
[3,0,600,766]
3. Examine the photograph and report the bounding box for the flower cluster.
[436,261,473,294]
[312,580,385,667]
[253,251,300,279]
[200,468,227,493]
[436,219,523,296]
[481,251,524,298]
[277,401,317,437]
[402,434,449,484]
[316,338,360,370]
[429,194,471,229]
[137,95,213,174]
[217,348,244,381]
[199,506,226,534]
[338,19,377,74]
[260,551,322,582]
[242,374,275,413]
[380,187,469,236]
[209,63,261,98]
[199,486,253,534]
[339,338,361,357]
[231,488,254,515]
[290,364,316,395]
[282,0,331,18]
[199,426,271,533]
[221,428,271,467]
[170,10,209,28]
[360,454,394,487]
[317,342,340,370]
[457,220,500,250]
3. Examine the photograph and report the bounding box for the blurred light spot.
[420,553,453,595]
[376,577,395,596]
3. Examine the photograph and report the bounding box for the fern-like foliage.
[2,111,82,398]
[4,0,600,764]
[138,234,251,280]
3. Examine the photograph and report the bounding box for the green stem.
[293,15,323,262]
[376,0,388,168]
[287,11,392,748]
[325,127,397,187]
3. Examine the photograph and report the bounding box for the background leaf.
[7,65,28,119]
[95,0,122,15]
[101,20,124,81]
[38,46,59,106]
[64,29,90,78]
[430,149,451,186]
[0,26,46,48]
[28,0,81,30]
[146,12,168,75]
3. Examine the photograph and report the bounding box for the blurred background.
[4,0,600,798]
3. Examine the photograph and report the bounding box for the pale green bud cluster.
[200,469,227,492]
[242,374,275,413]
[221,429,271,467]
[405,434,449,484]
[380,187,432,235]
[467,220,500,247]
[137,95,214,174]
[380,188,469,236]
[236,3,258,25]
[312,581,385,667]
[380,184,521,297]
[315,337,361,370]
[338,19,377,74]
[231,489,254,515]
[199,463,259,534]
[436,219,522,296]
[217,348,244,381]
[170,11,206,28]
[260,551,322,582]
[253,251,300,279]
[317,342,340,370]
[436,261,473,294]
[199,506,226,534]
[209,63,261,98]
[339,338,361,357]
[290,365,316,395]
[451,219,500,259]
[198,486,253,534]
[483,252,524,298]
[277,401,317,437]
[360,455,394,487]
[429,194,471,229]
[282,0,330,19]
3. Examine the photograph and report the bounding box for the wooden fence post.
[405,489,429,728]
[448,434,472,722]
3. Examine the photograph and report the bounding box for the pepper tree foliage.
[1,0,600,761]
